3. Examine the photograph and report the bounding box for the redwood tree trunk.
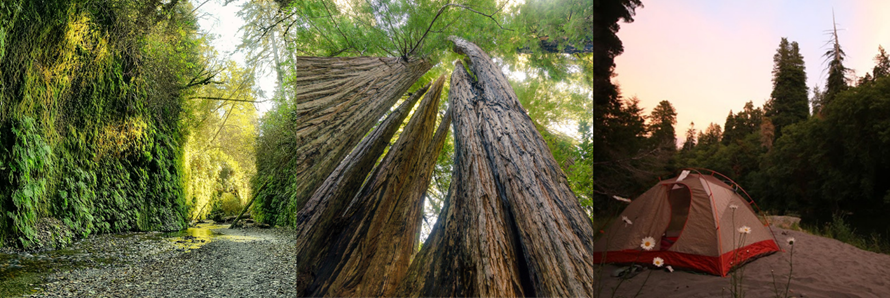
[259,57,431,226]
[296,76,451,297]
[293,83,431,295]
[397,37,595,297]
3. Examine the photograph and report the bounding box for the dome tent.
[594,169,780,276]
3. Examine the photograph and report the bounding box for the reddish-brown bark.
[260,56,430,226]
[295,76,452,297]
[397,37,594,297]
[293,83,431,295]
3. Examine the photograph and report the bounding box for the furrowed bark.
[293,83,431,295]
[298,77,447,297]
[259,56,431,226]
[449,35,595,297]
[299,76,450,297]
[397,37,594,297]
[396,65,528,297]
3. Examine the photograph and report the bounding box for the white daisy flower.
[653,257,664,267]
[787,237,795,245]
[738,226,751,234]
[641,236,656,250]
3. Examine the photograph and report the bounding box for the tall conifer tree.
[766,38,809,139]
[823,13,848,108]
[648,100,677,149]
[873,45,890,79]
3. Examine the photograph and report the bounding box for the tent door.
[662,184,691,250]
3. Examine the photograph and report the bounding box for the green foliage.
[0,116,53,246]
[0,0,205,248]
[251,99,297,225]
[568,121,593,219]
[592,0,664,214]
[182,60,258,221]
[766,38,809,139]
[873,46,890,80]
[648,100,677,149]
[761,74,890,223]
[208,192,243,222]
[823,213,858,245]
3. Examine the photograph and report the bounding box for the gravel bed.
[21,225,296,297]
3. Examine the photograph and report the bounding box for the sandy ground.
[595,228,890,298]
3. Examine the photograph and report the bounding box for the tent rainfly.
[594,169,780,276]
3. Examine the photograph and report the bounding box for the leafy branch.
[408,3,513,57]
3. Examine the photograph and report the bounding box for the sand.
[595,228,890,298]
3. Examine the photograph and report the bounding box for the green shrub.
[208,193,242,222]
[219,193,242,216]
[823,213,859,245]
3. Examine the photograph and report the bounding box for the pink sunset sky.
[614,1,890,143]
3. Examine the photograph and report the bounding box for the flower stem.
[610,252,642,298]
[784,244,794,297]
[632,268,653,298]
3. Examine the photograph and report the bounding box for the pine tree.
[722,111,736,145]
[697,123,722,146]
[873,45,890,79]
[810,85,825,116]
[766,38,809,138]
[823,13,848,108]
[682,122,696,151]
[648,100,677,149]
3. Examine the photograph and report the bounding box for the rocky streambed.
[0,222,296,297]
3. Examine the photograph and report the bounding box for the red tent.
[594,169,780,276]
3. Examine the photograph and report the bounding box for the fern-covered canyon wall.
[0,0,204,249]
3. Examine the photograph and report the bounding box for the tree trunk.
[258,57,431,226]
[293,82,431,294]
[296,76,451,297]
[397,36,595,297]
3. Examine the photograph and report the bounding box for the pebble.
[9,226,297,297]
